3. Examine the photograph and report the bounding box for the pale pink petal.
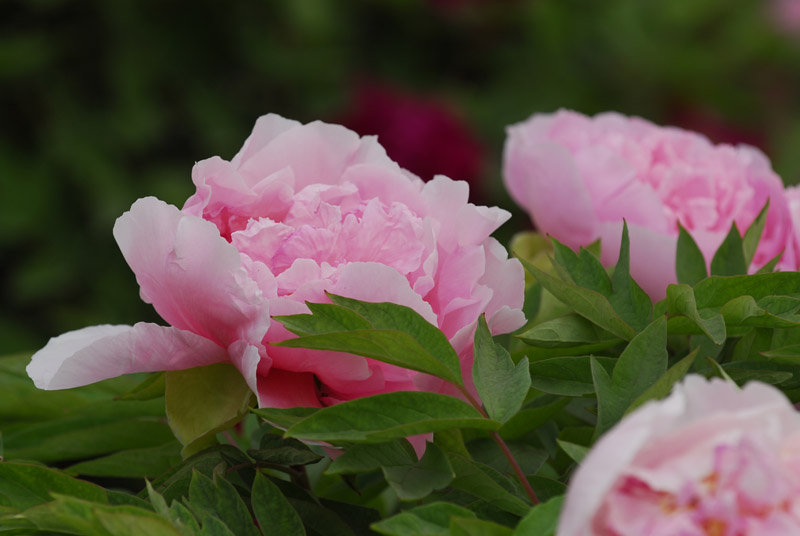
[231,114,303,168]
[113,197,270,348]
[27,323,229,390]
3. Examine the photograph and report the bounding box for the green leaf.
[756,252,783,273]
[468,439,546,476]
[188,471,259,536]
[473,315,530,423]
[720,361,794,386]
[762,344,800,363]
[169,502,201,536]
[447,454,531,516]
[371,502,476,536]
[591,357,625,439]
[499,397,569,440]
[512,495,564,536]
[251,407,319,430]
[666,284,726,344]
[626,348,699,413]
[65,442,182,478]
[247,434,322,466]
[450,517,513,536]
[285,392,499,443]
[0,462,108,511]
[383,442,455,501]
[710,222,747,276]
[743,200,770,266]
[165,363,254,458]
[198,515,237,536]
[517,314,619,349]
[705,357,735,382]
[556,440,588,464]
[676,223,708,286]
[326,440,416,475]
[116,372,166,401]
[252,473,305,536]
[551,238,612,295]
[529,356,617,397]
[693,273,800,309]
[145,481,169,517]
[526,477,566,503]
[519,258,637,341]
[609,222,653,331]
[719,295,800,328]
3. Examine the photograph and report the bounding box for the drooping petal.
[27,323,229,390]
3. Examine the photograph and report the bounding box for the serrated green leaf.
[326,440,416,475]
[512,495,563,536]
[676,223,708,286]
[473,315,530,423]
[609,222,653,331]
[252,473,305,536]
[450,517,513,536]
[710,222,747,276]
[188,471,259,536]
[743,200,770,266]
[517,314,619,349]
[519,258,637,341]
[626,348,699,413]
[551,238,612,295]
[285,392,499,443]
[371,502,476,536]
[666,284,726,344]
[247,434,322,467]
[165,363,254,458]
[383,442,454,501]
[528,356,617,397]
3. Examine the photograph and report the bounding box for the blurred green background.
[4,0,800,353]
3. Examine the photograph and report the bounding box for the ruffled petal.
[27,323,229,390]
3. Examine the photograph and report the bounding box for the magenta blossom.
[27,114,524,411]
[504,109,799,300]
[559,376,800,536]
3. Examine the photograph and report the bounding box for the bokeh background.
[4,0,800,354]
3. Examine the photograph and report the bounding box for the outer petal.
[113,197,270,348]
[27,323,229,390]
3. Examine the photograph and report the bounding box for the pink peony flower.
[27,114,524,410]
[771,0,800,34]
[503,109,799,300]
[558,376,800,536]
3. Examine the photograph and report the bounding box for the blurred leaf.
[761,344,800,363]
[467,439,546,476]
[197,515,237,536]
[247,434,322,466]
[450,517,513,536]
[117,372,166,401]
[327,440,416,475]
[275,294,464,387]
[169,502,201,536]
[473,315,530,423]
[666,284,726,344]
[517,314,619,349]
[719,295,800,328]
[756,252,783,274]
[529,356,617,397]
[692,273,800,309]
[65,441,182,478]
[525,477,566,503]
[165,363,254,458]
[447,454,531,516]
[371,502,476,536]
[188,470,259,536]
[608,222,652,331]
[519,258,637,341]
[743,201,769,266]
[383,443,454,501]
[0,462,108,510]
[676,223,707,286]
[251,407,319,430]
[498,397,569,440]
[705,357,735,382]
[252,473,305,536]
[512,495,563,536]
[285,392,499,443]
[710,223,747,276]
[556,440,588,464]
[626,348,699,413]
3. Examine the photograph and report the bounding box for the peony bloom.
[558,376,800,536]
[27,114,524,410]
[503,109,799,300]
[771,0,800,34]
[339,83,486,197]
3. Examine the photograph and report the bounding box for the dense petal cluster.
[558,376,800,536]
[504,109,799,299]
[27,115,524,409]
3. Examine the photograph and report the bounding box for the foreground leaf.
[188,471,259,536]
[513,495,564,536]
[710,222,747,276]
[626,348,699,413]
[675,223,708,286]
[608,222,652,331]
[666,284,725,344]
[371,502,476,536]
[285,392,499,443]
[382,443,455,501]
[252,472,305,536]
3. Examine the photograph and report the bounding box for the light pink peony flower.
[558,375,800,536]
[27,114,525,409]
[504,109,799,300]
